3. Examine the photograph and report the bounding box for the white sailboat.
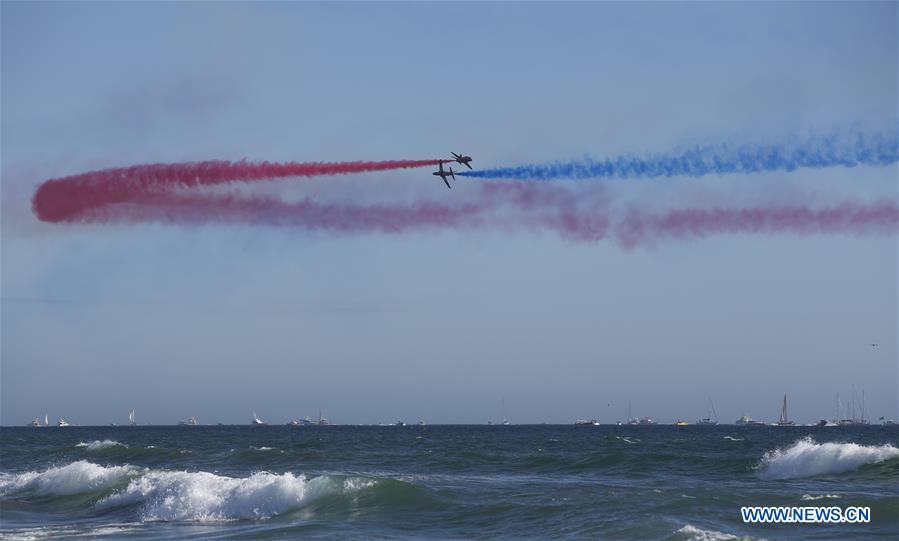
[838,386,870,426]
[178,416,198,426]
[696,398,718,425]
[252,412,267,426]
[129,409,136,426]
[774,395,795,426]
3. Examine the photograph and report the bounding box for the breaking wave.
[671,524,758,541]
[1,461,403,522]
[757,437,899,479]
[76,440,126,451]
[97,469,367,521]
[0,460,142,496]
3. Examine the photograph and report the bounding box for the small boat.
[395,420,406,427]
[696,398,718,425]
[419,419,426,426]
[774,395,795,426]
[252,412,267,426]
[735,415,765,426]
[286,419,303,426]
[675,420,689,427]
[880,417,898,426]
[636,417,656,425]
[575,419,600,426]
[318,410,329,426]
[57,418,70,427]
[501,418,511,426]
[129,408,136,426]
[28,417,41,427]
[179,416,198,426]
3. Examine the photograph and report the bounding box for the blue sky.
[2,2,896,425]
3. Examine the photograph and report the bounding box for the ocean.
[0,425,896,540]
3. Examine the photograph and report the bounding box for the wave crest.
[757,437,899,479]
[76,440,127,451]
[0,460,141,496]
[98,470,374,521]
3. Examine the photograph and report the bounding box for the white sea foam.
[801,493,841,501]
[0,524,139,540]
[98,470,373,521]
[0,461,141,496]
[723,436,744,441]
[673,524,762,541]
[76,440,126,450]
[757,437,899,479]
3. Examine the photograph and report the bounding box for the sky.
[1,1,896,426]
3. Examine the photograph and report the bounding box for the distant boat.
[696,398,718,425]
[419,419,426,426]
[675,420,689,427]
[286,419,302,426]
[575,419,600,426]
[129,408,136,426]
[880,417,898,426]
[57,418,70,427]
[837,387,870,426]
[28,417,41,427]
[735,415,764,426]
[625,403,654,425]
[252,412,267,426]
[774,395,795,426]
[178,416,198,426]
[501,418,511,426]
[395,420,406,427]
[318,410,329,426]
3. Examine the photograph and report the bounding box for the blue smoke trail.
[458,128,898,180]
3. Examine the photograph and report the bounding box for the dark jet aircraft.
[450,152,473,169]
[432,162,455,189]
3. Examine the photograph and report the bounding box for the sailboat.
[838,386,870,426]
[57,418,71,427]
[318,410,329,425]
[696,398,718,425]
[252,412,267,426]
[28,417,41,427]
[129,409,136,426]
[774,394,795,426]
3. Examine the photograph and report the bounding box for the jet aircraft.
[450,152,473,169]
[432,162,455,189]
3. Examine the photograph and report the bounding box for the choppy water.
[0,425,897,540]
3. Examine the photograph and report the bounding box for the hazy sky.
[2,2,896,425]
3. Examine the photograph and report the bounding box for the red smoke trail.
[32,159,447,222]
[614,201,899,248]
[76,192,491,233]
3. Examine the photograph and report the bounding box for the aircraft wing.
[464,162,472,169]
[442,177,451,189]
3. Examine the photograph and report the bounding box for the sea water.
[1,425,897,539]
